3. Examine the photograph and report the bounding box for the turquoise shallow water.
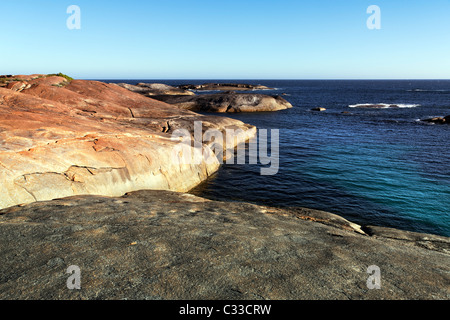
[110,80,450,237]
[304,142,449,235]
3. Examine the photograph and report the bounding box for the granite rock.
[151,92,293,113]
[178,83,274,91]
[0,75,256,210]
[0,190,448,300]
[114,82,195,96]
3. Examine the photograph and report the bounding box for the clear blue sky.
[1,0,450,79]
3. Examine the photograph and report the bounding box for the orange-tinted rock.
[10,74,45,81]
[27,76,69,87]
[6,81,29,92]
[0,75,256,210]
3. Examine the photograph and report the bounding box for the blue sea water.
[110,80,450,237]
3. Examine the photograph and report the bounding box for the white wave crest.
[348,103,421,109]
[407,89,449,92]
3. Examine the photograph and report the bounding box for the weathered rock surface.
[0,190,448,300]
[179,83,273,91]
[114,82,195,96]
[421,116,450,124]
[151,92,293,113]
[0,74,46,88]
[116,82,293,113]
[0,75,256,210]
[0,74,45,82]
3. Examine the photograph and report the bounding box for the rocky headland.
[116,82,292,113]
[178,83,274,91]
[0,74,449,300]
[114,82,195,96]
[150,92,293,113]
[0,74,255,210]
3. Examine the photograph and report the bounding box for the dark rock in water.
[0,190,449,300]
[311,107,326,112]
[151,92,293,113]
[421,116,450,124]
[179,83,273,91]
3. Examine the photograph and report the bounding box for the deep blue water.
[109,80,450,237]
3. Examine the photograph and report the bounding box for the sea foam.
[348,103,421,109]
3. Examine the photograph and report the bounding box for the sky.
[1,0,450,79]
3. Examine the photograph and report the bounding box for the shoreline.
[188,166,449,239]
[0,75,449,299]
[0,75,446,238]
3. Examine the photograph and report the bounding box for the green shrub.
[47,73,74,82]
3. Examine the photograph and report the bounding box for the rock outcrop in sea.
[116,82,292,113]
[150,92,293,113]
[421,115,450,124]
[179,83,273,91]
[114,82,195,96]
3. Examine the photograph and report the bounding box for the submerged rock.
[0,190,448,300]
[151,92,293,113]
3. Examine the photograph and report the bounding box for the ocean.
[109,79,450,237]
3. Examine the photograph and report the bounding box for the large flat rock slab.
[0,190,448,300]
